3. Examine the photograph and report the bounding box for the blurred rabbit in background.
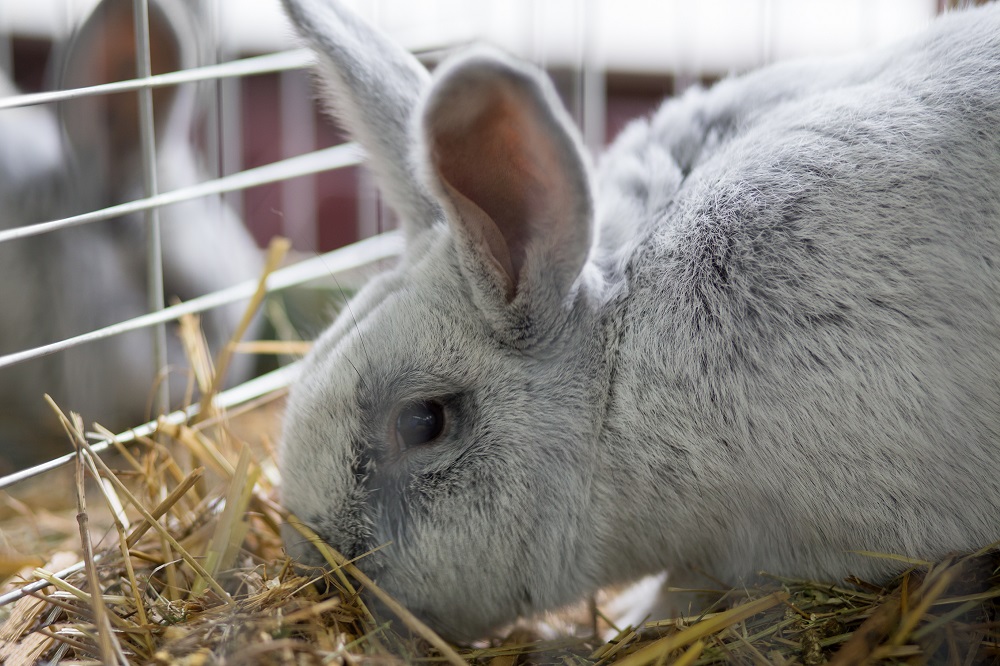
[0,0,263,472]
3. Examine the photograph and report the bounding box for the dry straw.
[0,241,997,664]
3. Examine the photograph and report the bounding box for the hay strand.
[49,401,127,665]
[198,236,290,418]
[614,591,790,666]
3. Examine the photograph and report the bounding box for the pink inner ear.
[430,82,573,300]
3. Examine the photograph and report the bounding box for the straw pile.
[0,245,997,664]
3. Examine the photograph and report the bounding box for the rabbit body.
[280,0,1000,641]
[0,0,262,470]
[591,20,1000,590]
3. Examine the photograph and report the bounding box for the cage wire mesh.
[3,0,995,664]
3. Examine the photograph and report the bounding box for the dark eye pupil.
[395,401,445,449]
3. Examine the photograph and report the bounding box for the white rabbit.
[0,0,262,471]
[279,0,1000,642]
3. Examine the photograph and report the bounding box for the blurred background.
[1,0,962,257]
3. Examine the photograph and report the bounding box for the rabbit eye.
[394,400,446,450]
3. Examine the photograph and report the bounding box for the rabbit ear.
[281,0,441,238]
[56,0,192,202]
[421,51,594,339]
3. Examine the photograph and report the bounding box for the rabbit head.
[279,0,612,641]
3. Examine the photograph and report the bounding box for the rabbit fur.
[279,0,1000,641]
[0,0,262,471]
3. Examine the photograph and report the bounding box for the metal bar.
[202,1,228,232]
[0,48,315,111]
[132,0,170,417]
[219,48,246,226]
[580,0,606,154]
[0,231,402,371]
[279,68,318,249]
[0,358,300,510]
[0,371,290,605]
[0,143,363,245]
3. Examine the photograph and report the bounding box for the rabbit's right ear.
[281,0,441,237]
[421,52,595,343]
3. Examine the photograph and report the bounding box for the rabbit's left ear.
[422,52,594,342]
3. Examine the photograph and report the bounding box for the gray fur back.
[597,8,1000,585]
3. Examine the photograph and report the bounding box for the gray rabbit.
[0,0,262,471]
[279,0,1000,641]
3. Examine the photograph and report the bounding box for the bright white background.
[3,0,937,72]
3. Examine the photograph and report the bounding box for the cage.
[0,0,996,663]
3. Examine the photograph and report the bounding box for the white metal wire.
[0,361,301,491]
[0,48,314,111]
[0,231,402,481]
[279,68,320,250]
[0,229,400,613]
[0,230,400,372]
[0,143,362,244]
[0,360,301,606]
[132,0,170,416]
[0,0,362,490]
